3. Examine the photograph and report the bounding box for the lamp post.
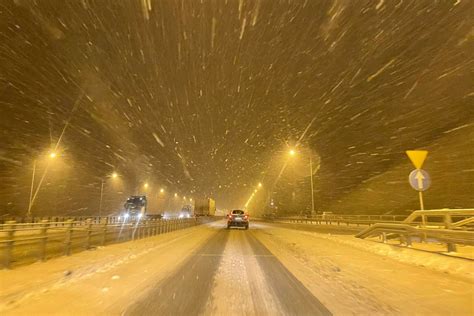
[99,180,105,217]
[99,172,118,217]
[27,152,57,217]
[27,160,37,217]
[309,155,315,216]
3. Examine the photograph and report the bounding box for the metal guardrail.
[353,209,474,252]
[0,215,161,225]
[273,209,474,229]
[273,214,407,227]
[272,209,474,253]
[355,223,474,252]
[0,217,206,269]
[403,209,474,228]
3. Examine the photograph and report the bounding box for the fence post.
[85,218,92,249]
[3,221,16,269]
[39,220,49,261]
[443,214,457,252]
[447,242,457,252]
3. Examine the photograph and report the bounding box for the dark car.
[227,209,249,229]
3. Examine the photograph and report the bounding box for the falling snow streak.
[0,0,473,217]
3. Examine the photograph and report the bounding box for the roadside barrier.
[0,217,210,269]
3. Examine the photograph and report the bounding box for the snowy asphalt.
[125,225,331,316]
[2,220,472,315]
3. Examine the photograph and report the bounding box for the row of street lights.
[27,151,192,217]
[246,148,316,215]
[244,182,263,209]
[99,176,192,216]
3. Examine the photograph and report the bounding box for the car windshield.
[1,1,471,315]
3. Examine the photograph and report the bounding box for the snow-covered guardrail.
[355,223,474,252]
[273,209,474,229]
[0,217,211,269]
[273,209,474,253]
[273,214,407,227]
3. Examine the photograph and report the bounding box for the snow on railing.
[0,217,208,269]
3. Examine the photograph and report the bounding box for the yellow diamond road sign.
[406,150,428,169]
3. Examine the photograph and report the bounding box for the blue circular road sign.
[408,169,431,192]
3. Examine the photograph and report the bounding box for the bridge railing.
[0,216,159,225]
[0,217,206,269]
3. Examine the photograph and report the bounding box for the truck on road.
[194,198,216,216]
[121,195,162,220]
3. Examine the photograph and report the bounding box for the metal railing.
[272,209,474,229]
[272,214,407,227]
[355,223,474,252]
[402,209,474,228]
[353,209,474,252]
[0,217,207,269]
[0,215,162,225]
[271,209,474,253]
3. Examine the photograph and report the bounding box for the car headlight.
[124,213,130,218]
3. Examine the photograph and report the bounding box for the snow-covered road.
[1,220,472,315]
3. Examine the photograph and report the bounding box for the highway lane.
[2,220,472,315]
[125,225,331,316]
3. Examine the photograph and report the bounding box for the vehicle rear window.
[232,210,244,215]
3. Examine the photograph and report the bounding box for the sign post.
[406,150,429,210]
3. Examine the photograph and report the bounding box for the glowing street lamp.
[258,182,262,188]
[289,149,296,156]
[174,193,178,197]
[112,172,118,179]
[144,183,149,189]
[49,152,57,159]
[160,188,164,193]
